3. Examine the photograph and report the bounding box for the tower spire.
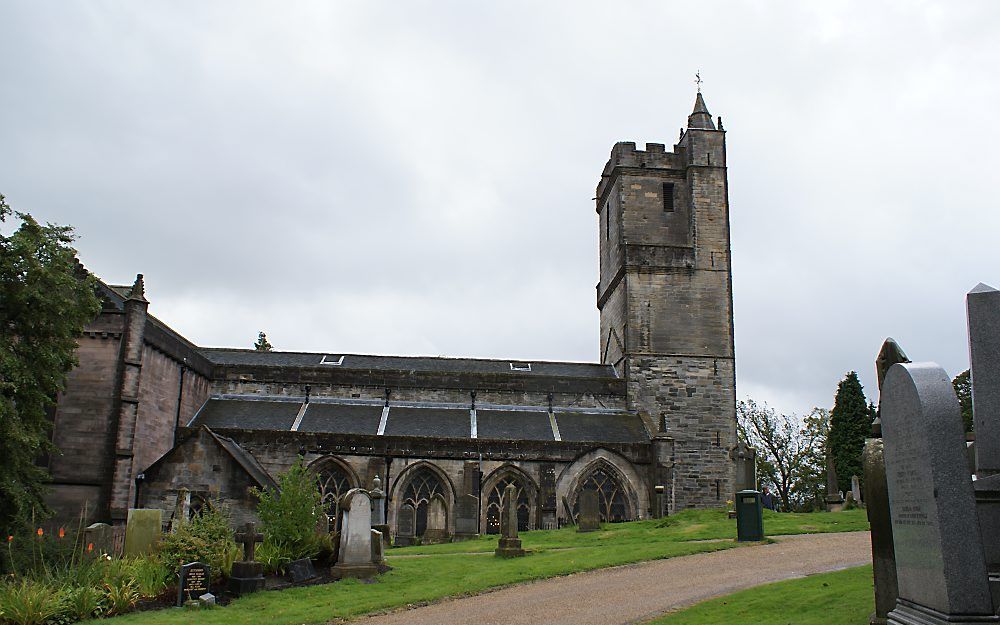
[687,91,716,130]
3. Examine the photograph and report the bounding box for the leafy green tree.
[737,399,828,511]
[953,369,973,432]
[251,456,324,559]
[0,195,100,531]
[827,371,872,494]
[254,331,272,352]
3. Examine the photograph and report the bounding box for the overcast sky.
[2,1,998,417]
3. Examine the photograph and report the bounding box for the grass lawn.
[646,565,874,625]
[97,508,868,625]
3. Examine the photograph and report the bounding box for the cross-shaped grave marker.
[234,521,264,562]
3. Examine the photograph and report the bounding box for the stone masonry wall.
[47,326,122,524]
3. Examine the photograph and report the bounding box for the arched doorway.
[314,459,354,531]
[573,463,633,523]
[399,466,448,540]
[484,473,532,534]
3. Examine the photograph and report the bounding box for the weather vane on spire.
[695,70,703,93]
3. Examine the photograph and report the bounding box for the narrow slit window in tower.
[662,183,674,212]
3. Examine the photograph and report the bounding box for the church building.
[46,92,737,543]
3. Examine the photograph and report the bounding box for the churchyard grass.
[644,565,874,625]
[93,508,867,625]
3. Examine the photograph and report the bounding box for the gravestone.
[176,562,210,607]
[824,454,845,512]
[83,522,113,556]
[540,464,557,529]
[851,475,862,506]
[124,508,162,557]
[423,496,448,543]
[371,529,386,568]
[881,362,997,624]
[866,337,908,625]
[397,504,415,546]
[332,488,378,579]
[577,490,600,532]
[287,557,317,583]
[864,437,898,625]
[495,484,525,557]
[968,283,1000,602]
[561,495,575,526]
[370,475,390,548]
[454,462,480,537]
[228,521,265,596]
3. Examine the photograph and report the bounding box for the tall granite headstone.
[370,475,390,548]
[866,336,909,625]
[969,283,1000,477]
[495,484,525,557]
[397,504,415,546]
[577,490,600,533]
[881,362,997,624]
[332,488,378,579]
[454,462,480,537]
[968,283,1000,603]
[124,509,162,557]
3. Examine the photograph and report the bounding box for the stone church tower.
[596,92,736,509]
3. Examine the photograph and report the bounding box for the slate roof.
[188,395,649,443]
[140,426,277,490]
[199,348,618,380]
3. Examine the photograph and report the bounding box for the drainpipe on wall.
[172,361,186,447]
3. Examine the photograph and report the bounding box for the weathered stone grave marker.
[124,508,162,557]
[495,483,525,558]
[577,490,600,533]
[851,475,862,506]
[287,558,317,583]
[177,561,211,606]
[424,497,447,543]
[228,521,265,595]
[881,362,997,624]
[332,488,378,579]
[83,522,113,556]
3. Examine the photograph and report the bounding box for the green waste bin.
[735,489,764,542]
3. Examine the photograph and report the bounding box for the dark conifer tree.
[827,371,872,493]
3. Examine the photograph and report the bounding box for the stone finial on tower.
[688,92,717,130]
[127,273,147,303]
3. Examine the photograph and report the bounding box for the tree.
[827,371,872,494]
[0,195,100,531]
[737,399,828,511]
[953,369,973,432]
[254,331,272,352]
[251,457,324,559]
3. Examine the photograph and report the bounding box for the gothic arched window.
[316,460,353,530]
[401,467,445,537]
[574,465,632,523]
[485,474,531,534]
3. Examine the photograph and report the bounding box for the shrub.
[0,579,67,625]
[102,579,139,616]
[255,540,294,575]
[252,457,324,560]
[159,505,235,579]
[63,585,104,621]
[119,556,170,598]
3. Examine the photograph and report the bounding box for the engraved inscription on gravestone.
[177,562,210,606]
[881,362,995,623]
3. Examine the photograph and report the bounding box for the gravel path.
[349,531,871,625]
